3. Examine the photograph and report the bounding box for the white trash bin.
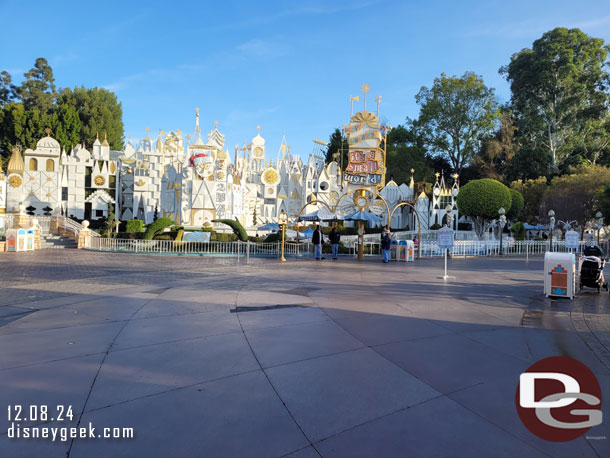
[544,252,575,299]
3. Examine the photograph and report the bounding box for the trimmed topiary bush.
[507,188,524,219]
[430,223,442,230]
[511,221,526,240]
[143,217,174,240]
[126,219,144,233]
[456,178,512,238]
[212,218,248,241]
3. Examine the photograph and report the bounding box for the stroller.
[579,245,608,293]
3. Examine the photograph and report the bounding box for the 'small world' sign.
[344,173,382,185]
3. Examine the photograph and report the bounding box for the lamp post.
[548,209,555,252]
[498,207,506,255]
[278,210,288,262]
[596,211,603,246]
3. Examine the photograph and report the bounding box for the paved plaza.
[1,250,609,457]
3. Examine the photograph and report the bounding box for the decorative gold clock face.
[262,168,279,185]
[266,187,275,195]
[254,146,264,159]
[329,191,339,204]
[355,196,369,210]
[9,175,22,187]
[94,176,106,186]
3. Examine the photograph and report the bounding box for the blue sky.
[1,0,610,159]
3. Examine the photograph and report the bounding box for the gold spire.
[45,127,51,136]
[102,132,109,147]
[7,146,24,174]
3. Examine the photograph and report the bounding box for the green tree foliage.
[143,217,174,240]
[385,125,432,184]
[543,165,610,235]
[324,128,348,167]
[456,178,512,237]
[501,28,610,173]
[411,72,500,175]
[0,58,124,161]
[470,111,517,180]
[212,218,248,241]
[0,71,16,106]
[595,186,610,225]
[510,177,548,223]
[58,87,124,150]
[17,57,57,113]
[50,103,81,150]
[507,188,524,219]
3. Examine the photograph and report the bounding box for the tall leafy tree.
[501,28,610,173]
[324,128,348,167]
[17,57,57,113]
[410,72,500,175]
[57,87,124,149]
[543,165,610,235]
[0,71,16,106]
[51,103,81,150]
[470,110,517,180]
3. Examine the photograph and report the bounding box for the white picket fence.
[87,237,602,258]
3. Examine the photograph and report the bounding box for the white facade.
[2,109,458,231]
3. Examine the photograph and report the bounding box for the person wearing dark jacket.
[329,226,340,260]
[381,227,391,263]
[312,225,325,260]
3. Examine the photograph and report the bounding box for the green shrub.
[213,232,238,242]
[200,226,214,232]
[212,218,248,241]
[143,217,174,240]
[263,232,281,243]
[117,232,144,239]
[126,219,144,233]
[511,221,526,240]
[507,189,524,219]
[430,223,442,230]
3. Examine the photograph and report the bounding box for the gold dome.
[7,147,24,174]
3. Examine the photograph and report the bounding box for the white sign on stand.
[565,230,579,250]
[437,227,455,280]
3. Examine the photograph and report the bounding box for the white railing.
[86,237,605,258]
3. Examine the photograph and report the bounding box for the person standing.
[312,225,325,260]
[329,226,340,260]
[381,227,391,263]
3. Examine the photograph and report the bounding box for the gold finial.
[214,120,219,129]
[145,127,150,138]
[185,134,191,144]
[96,132,99,139]
[361,83,370,110]
[176,129,182,135]
[453,173,459,179]
[435,172,440,179]
[45,128,51,136]
[411,168,415,174]
[256,125,261,133]
[270,158,273,167]
[196,107,200,117]
[159,129,165,136]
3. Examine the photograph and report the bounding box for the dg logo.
[516,356,603,441]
